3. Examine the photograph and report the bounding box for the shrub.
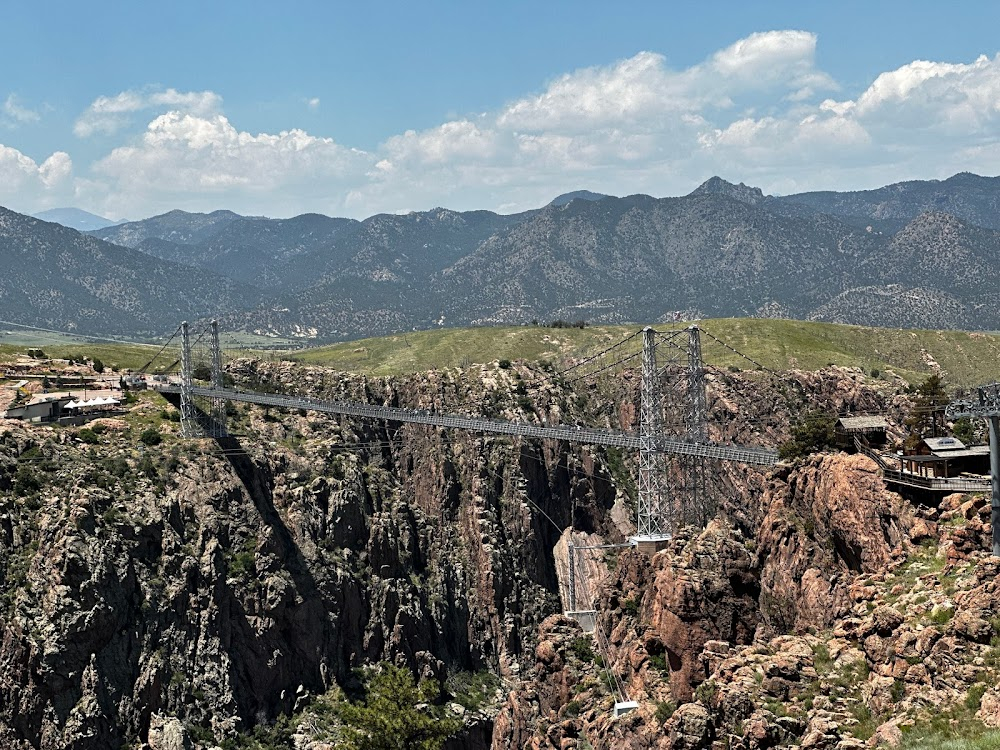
[779,411,837,460]
[694,680,718,705]
[77,428,100,444]
[655,701,676,723]
[966,683,988,711]
[570,637,595,662]
[498,359,512,369]
[13,465,41,495]
[139,428,163,446]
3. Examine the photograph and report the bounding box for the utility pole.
[946,385,1000,556]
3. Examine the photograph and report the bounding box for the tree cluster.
[778,411,837,460]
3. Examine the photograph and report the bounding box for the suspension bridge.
[142,321,779,548]
[131,319,785,717]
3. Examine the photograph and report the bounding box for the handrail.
[152,383,779,466]
[854,435,989,491]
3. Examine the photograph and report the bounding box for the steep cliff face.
[0,357,921,749]
[0,359,628,749]
[756,453,916,633]
[498,449,1000,750]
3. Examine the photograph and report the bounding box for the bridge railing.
[153,383,779,466]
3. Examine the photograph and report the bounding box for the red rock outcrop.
[756,453,915,633]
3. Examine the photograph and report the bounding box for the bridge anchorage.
[147,321,779,549]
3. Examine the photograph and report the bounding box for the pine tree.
[905,374,948,438]
[339,664,460,750]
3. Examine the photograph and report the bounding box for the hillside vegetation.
[290,318,1000,385]
[5,318,1000,386]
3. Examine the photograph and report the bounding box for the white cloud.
[2,94,40,125]
[74,88,223,137]
[0,144,73,211]
[852,54,1000,135]
[87,112,371,218]
[307,97,320,109]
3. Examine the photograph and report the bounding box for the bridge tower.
[179,321,198,438]
[634,327,672,549]
[684,325,710,526]
[206,320,228,438]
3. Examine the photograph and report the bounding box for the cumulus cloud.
[0,144,73,210]
[74,88,223,137]
[87,112,371,217]
[853,54,1000,135]
[307,97,320,109]
[2,94,40,125]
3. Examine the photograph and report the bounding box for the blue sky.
[4,1,1000,220]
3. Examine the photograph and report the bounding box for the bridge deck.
[153,383,778,466]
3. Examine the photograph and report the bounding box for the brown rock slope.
[0,358,923,749]
[499,457,1000,749]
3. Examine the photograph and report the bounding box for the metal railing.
[854,437,990,492]
[154,383,778,466]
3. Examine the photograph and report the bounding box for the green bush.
[779,411,837,460]
[13,465,41,495]
[570,637,595,662]
[655,701,676,723]
[966,683,988,711]
[139,428,163,446]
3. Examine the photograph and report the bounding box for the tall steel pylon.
[179,321,198,438]
[684,325,710,526]
[207,320,228,438]
[636,327,671,539]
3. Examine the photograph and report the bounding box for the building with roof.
[2,395,73,423]
[836,416,889,449]
[900,436,990,479]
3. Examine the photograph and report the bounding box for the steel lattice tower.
[684,325,710,526]
[636,327,671,539]
[207,320,228,438]
[179,321,198,437]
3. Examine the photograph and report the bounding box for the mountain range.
[4,173,1000,341]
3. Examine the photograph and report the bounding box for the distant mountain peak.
[32,207,119,231]
[548,190,611,207]
[689,177,766,205]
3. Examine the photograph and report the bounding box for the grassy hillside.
[0,341,170,371]
[4,318,1000,386]
[290,318,1000,386]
